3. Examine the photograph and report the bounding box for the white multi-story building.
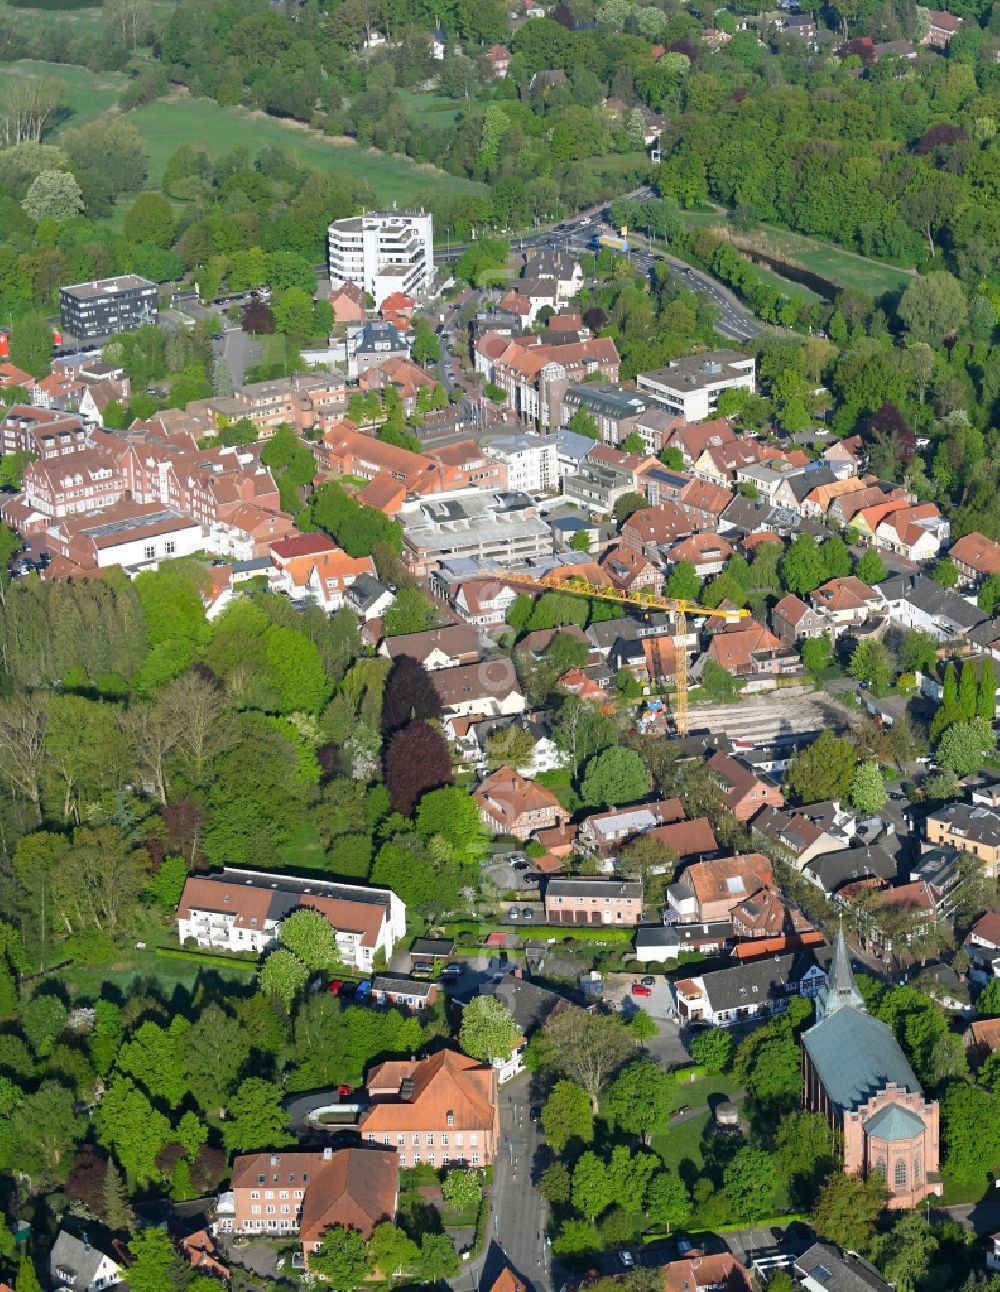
[483,434,558,493]
[636,350,755,422]
[327,211,434,305]
[176,868,406,971]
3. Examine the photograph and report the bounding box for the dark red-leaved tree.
[155,1141,186,1174]
[669,39,699,63]
[583,307,608,332]
[191,1144,227,1193]
[915,123,967,155]
[552,3,574,25]
[242,298,275,334]
[66,1145,108,1212]
[161,796,205,867]
[381,654,442,735]
[385,721,453,816]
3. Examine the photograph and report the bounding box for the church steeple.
[816,916,864,1021]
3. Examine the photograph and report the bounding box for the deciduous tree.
[541,1079,594,1152]
[542,1010,633,1111]
[459,996,518,1062]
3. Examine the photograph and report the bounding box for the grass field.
[651,1073,742,1177]
[127,96,486,205]
[751,261,822,306]
[4,58,128,131]
[396,89,472,126]
[277,821,328,872]
[0,0,173,36]
[680,209,914,299]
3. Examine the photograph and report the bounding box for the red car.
[631,983,652,997]
[328,980,344,996]
[338,1084,352,1097]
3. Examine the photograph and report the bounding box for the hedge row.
[155,946,257,972]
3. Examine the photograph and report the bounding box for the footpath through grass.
[679,209,913,299]
[651,1072,742,1176]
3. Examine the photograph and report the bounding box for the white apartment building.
[327,211,434,304]
[483,434,558,493]
[176,868,406,971]
[636,350,755,422]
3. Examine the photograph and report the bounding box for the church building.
[802,922,941,1208]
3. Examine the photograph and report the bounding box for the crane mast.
[502,572,749,737]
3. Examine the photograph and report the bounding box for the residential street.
[455,1074,551,1292]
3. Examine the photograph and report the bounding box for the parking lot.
[481,853,543,895]
[604,970,677,1020]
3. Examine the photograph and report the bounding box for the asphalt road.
[436,187,764,344]
[454,1075,551,1292]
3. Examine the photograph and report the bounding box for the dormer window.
[446,1110,455,1126]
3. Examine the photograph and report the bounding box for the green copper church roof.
[803,1005,922,1114]
[864,1102,927,1142]
[804,916,922,1115]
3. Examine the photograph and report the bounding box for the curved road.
[435,188,764,344]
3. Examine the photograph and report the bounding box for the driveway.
[605,972,677,1022]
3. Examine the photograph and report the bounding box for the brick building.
[359,1049,499,1168]
[802,925,940,1208]
[543,877,644,926]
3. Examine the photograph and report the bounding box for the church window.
[874,1157,885,1179]
[914,1155,921,1184]
[894,1160,907,1187]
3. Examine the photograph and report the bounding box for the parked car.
[641,976,655,987]
[354,980,372,1002]
[619,1252,634,1269]
[631,983,652,997]
[509,906,519,920]
[337,1084,352,1097]
[328,980,344,996]
[522,907,533,919]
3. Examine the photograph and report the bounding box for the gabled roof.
[795,1242,893,1292]
[362,1048,496,1132]
[951,531,1000,577]
[434,659,522,708]
[707,623,787,673]
[383,622,481,663]
[682,853,774,906]
[803,1006,921,1113]
[811,576,883,613]
[646,815,718,858]
[804,844,897,894]
[474,767,562,825]
[773,593,812,626]
[970,909,1000,948]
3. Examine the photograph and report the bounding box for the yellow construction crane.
[503,571,750,737]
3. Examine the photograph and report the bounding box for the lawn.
[0,0,172,38]
[276,821,329,872]
[53,944,255,1000]
[127,96,486,205]
[651,1073,743,1176]
[2,59,128,132]
[679,210,914,299]
[397,89,474,126]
